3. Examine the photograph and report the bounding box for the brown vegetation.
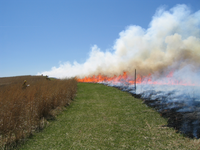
[0,76,77,148]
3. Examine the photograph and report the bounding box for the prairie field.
[20,83,200,150]
[0,76,77,149]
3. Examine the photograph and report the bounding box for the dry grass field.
[0,75,77,149]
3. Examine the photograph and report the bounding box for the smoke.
[38,4,200,79]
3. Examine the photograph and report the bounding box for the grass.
[19,83,200,150]
[0,76,77,149]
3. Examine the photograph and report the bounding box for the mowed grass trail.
[19,83,199,150]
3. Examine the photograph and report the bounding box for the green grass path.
[19,83,197,150]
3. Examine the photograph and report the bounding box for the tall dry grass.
[0,76,77,148]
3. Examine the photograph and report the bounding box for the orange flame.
[77,72,196,86]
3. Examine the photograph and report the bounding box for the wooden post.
[135,69,136,92]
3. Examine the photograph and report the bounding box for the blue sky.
[1,0,200,77]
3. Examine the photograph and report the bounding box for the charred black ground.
[104,83,200,139]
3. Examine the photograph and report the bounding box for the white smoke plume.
[38,4,200,79]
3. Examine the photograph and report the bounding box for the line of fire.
[77,70,200,139]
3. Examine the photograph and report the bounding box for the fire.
[77,72,196,86]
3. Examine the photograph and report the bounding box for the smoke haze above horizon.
[38,4,200,79]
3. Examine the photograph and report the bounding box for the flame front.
[77,72,196,86]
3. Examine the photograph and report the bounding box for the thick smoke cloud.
[38,4,200,79]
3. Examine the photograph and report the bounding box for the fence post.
[135,69,136,92]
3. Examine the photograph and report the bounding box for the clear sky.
[1,0,200,77]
